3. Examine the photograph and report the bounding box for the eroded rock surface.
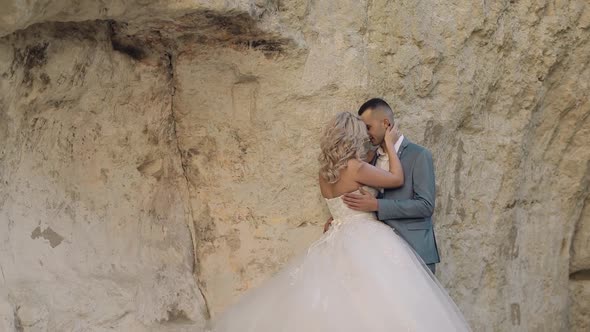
[0,1,589,331]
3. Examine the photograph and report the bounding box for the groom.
[341,98,440,273]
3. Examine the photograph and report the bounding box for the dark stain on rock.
[112,10,293,57]
[111,38,146,60]
[203,11,248,35]
[39,72,51,85]
[70,61,90,86]
[0,106,9,147]
[454,139,465,196]
[445,193,454,215]
[31,226,64,248]
[506,224,519,259]
[22,42,49,69]
[510,303,521,325]
[100,168,109,183]
[224,229,241,252]
[457,207,466,221]
[148,132,159,145]
[187,148,200,157]
[570,269,590,280]
[108,21,147,61]
[423,120,443,146]
[505,199,517,209]
[11,42,49,87]
[559,237,568,256]
[14,307,23,332]
[188,137,218,160]
[195,204,218,256]
[166,308,192,323]
[236,39,285,54]
[136,157,164,180]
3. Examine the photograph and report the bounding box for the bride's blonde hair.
[319,112,369,183]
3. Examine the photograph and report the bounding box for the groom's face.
[360,109,388,146]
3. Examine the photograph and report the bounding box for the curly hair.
[319,112,369,183]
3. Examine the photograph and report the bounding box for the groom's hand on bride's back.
[342,188,378,212]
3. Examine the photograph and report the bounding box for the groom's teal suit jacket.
[372,137,440,265]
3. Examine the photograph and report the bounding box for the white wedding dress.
[208,187,471,332]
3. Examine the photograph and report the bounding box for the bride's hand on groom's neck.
[384,122,400,150]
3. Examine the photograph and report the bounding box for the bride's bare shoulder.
[346,158,368,171]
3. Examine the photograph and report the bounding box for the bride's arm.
[353,124,404,189]
[353,159,403,189]
[343,157,403,212]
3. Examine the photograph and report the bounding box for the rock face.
[0,0,588,331]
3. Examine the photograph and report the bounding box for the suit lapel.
[398,137,410,159]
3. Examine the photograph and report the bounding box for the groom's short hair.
[358,98,394,122]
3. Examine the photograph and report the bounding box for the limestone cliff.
[0,0,588,331]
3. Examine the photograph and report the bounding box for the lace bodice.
[324,186,379,222]
[306,186,380,254]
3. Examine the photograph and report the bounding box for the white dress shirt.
[375,134,404,171]
[375,135,404,194]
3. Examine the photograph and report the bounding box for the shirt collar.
[377,135,405,156]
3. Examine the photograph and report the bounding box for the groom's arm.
[376,149,435,221]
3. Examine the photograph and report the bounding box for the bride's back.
[318,111,372,199]
[319,158,363,199]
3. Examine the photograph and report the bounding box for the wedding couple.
[208,98,471,331]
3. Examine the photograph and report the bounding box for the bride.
[208,112,471,331]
